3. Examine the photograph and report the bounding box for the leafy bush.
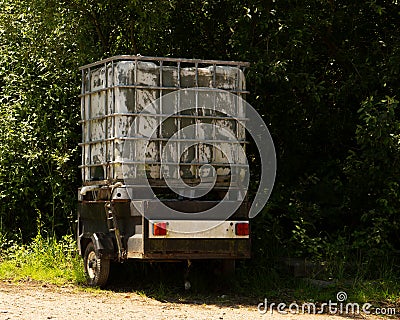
[0,0,400,283]
[0,0,81,237]
[0,232,85,284]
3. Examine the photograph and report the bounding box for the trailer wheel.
[84,242,110,287]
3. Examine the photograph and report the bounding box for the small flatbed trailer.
[77,56,251,287]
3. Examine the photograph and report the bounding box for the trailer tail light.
[235,222,249,236]
[153,222,167,236]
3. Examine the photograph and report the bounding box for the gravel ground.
[0,281,388,320]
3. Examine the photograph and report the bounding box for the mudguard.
[90,233,116,259]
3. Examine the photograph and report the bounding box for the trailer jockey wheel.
[84,242,110,287]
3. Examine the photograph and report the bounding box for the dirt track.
[0,281,387,320]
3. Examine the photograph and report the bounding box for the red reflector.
[153,222,167,236]
[235,222,249,236]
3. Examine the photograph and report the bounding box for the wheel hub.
[87,251,97,279]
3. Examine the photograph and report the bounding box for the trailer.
[77,56,251,287]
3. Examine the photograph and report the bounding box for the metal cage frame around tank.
[78,55,250,190]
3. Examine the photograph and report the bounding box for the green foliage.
[0,0,399,282]
[0,0,81,237]
[344,96,400,254]
[234,0,400,267]
[0,232,85,284]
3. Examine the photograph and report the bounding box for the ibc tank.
[79,56,249,191]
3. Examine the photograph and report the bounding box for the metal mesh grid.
[79,56,250,187]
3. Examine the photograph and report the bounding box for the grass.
[0,232,398,314]
[231,257,400,312]
[0,232,86,285]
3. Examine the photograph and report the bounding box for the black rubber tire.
[83,242,110,288]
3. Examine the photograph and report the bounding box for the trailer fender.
[90,233,115,259]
